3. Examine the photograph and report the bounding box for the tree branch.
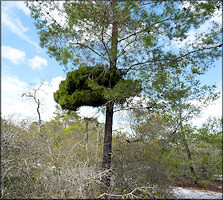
[68,41,110,62]
[126,43,222,73]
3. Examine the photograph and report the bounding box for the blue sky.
[1,1,222,128]
[2,1,65,83]
[2,1,66,121]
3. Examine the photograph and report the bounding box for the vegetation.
[1,0,222,198]
[26,0,222,190]
[1,113,222,199]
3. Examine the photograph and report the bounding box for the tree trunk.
[101,0,117,191]
[181,132,199,184]
[179,101,198,184]
[101,101,114,190]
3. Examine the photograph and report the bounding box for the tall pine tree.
[27,0,222,190]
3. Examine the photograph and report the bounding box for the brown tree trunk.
[101,101,114,190]
[101,0,117,191]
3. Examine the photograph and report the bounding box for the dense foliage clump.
[54,64,141,111]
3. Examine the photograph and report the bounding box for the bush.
[111,134,171,198]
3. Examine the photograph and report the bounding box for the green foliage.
[26,1,221,72]
[54,64,120,110]
[162,117,222,184]
[54,64,141,111]
[196,117,222,142]
[63,125,83,134]
[142,60,220,121]
[55,122,85,145]
[103,79,142,102]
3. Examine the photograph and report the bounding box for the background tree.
[161,117,222,186]
[139,58,220,184]
[27,0,222,189]
[193,117,222,181]
[22,81,56,166]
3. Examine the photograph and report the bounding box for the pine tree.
[27,0,222,190]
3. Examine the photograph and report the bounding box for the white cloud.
[1,75,33,119]
[34,77,64,120]
[2,2,40,48]
[1,75,65,122]
[28,56,48,70]
[198,9,222,33]
[211,9,222,24]
[2,65,11,72]
[2,76,27,98]
[77,106,105,123]
[10,1,30,16]
[2,1,30,16]
[77,106,130,132]
[2,46,47,71]
[2,46,26,64]
[2,15,29,33]
[2,74,221,131]
[51,76,65,92]
[192,94,222,128]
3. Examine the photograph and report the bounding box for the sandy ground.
[172,187,223,199]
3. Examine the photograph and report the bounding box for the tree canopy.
[27,0,222,72]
